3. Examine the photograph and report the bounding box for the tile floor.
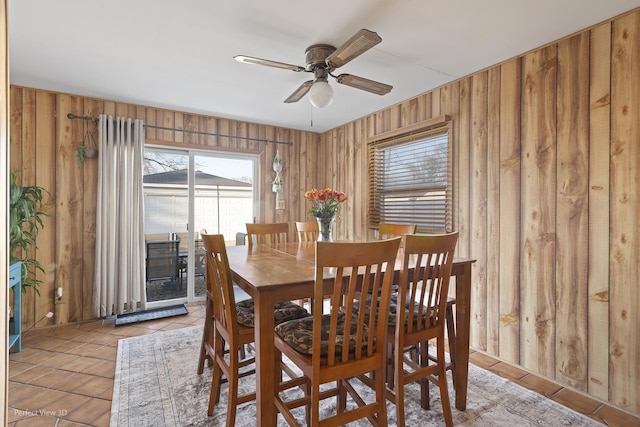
[7,302,640,426]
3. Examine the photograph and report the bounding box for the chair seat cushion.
[235,299,310,327]
[354,293,430,326]
[274,312,369,357]
[388,293,431,326]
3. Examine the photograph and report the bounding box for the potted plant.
[9,171,48,294]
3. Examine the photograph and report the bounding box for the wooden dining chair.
[295,220,319,242]
[377,222,417,240]
[273,237,402,426]
[377,223,457,378]
[385,232,458,427]
[199,232,310,425]
[246,222,289,248]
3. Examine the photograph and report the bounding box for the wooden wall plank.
[457,78,471,259]
[82,98,102,320]
[174,112,184,144]
[469,72,488,350]
[400,98,418,127]
[352,121,366,241]
[21,89,37,327]
[555,32,589,390]
[34,90,56,328]
[610,11,640,413]
[498,58,522,363]
[486,67,501,355]
[587,21,611,401]
[440,82,460,239]
[183,113,198,145]
[520,45,557,378]
[54,94,84,324]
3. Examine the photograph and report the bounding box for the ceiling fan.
[234,29,393,108]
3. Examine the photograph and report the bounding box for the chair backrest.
[145,239,180,280]
[312,238,402,367]
[245,222,289,248]
[194,238,206,276]
[397,232,458,334]
[377,223,417,240]
[295,220,319,242]
[201,232,238,334]
[176,231,199,250]
[145,232,170,241]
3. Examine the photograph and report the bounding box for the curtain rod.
[66,113,293,146]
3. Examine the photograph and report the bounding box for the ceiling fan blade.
[335,74,392,96]
[234,55,305,72]
[326,29,382,69]
[284,80,313,103]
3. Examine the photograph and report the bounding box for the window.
[368,124,452,233]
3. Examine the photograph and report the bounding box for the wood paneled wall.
[320,9,640,416]
[9,88,320,330]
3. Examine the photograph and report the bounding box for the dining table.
[226,241,475,426]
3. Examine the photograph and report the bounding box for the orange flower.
[304,188,348,219]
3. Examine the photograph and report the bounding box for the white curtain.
[93,115,146,317]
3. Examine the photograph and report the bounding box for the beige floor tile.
[12,349,63,365]
[69,331,107,344]
[10,365,55,384]
[8,384,47,406]
[8,361,36,378]
[29,369,78,388]
[23,336,69,351]
[49,392,94,416]
[58,356,102,373]
[72,376,114,398]
[593,404,640,427]
[38,353,81,369]
[57,419,95,427]
[81,359,115,378]
[49,372,95,393]
[517,373,563,397]
[13,415,58,426]
[7,347,43,363]
[468,351,499,369]
[551,387,602,416]
[64,397,111,426]
[48,338,87,353]
[487,361,529,381]
[13,388,68,412]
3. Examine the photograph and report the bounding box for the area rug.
[111,326,601,426]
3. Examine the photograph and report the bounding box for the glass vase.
[316,216,335,242]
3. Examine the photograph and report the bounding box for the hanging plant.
[76,117,98,168]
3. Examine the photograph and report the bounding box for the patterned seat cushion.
[388,293,431,326]
[235,299,310,327]
[274,312,370,356]
[353,293,430,326]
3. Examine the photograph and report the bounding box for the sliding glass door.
[143,147,256,307]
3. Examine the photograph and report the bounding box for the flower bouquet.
[304,188,347,241]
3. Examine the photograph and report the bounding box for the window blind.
[368,126,452,233]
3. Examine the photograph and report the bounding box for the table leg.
[454,263,472,410]
[254,291,277,426]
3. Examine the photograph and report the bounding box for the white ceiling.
[8,1,640,133]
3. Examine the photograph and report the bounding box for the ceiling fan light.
[309,81,333,108]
